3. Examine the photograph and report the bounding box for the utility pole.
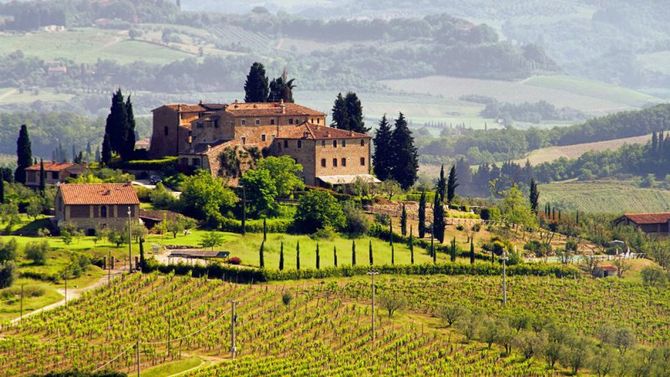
[230,301,238,358]
[367,269,379,342]
[501,250,509,306]
[127,206,132,273]
[107,250,111,287]
[136,338,140,377]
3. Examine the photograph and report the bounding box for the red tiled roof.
[276,123,370,140]
[58,183,139,205]
[155,104,207,113]
[224,102,325,117]
[622,213,670,225]
[25,161,79,172]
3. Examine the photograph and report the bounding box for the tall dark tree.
[101,134,112,166]
[389,113,418,190]
[469,238,475,265]
[409,228,414,264]
[372,115,393,180]
[121,95,137,161]
[244,62,269,102]
[344,92,368,133]
[331,93,350,131]
[296,241,300,270]
[268,69,295,103]
[418,191,427,238]
[529,179,540,214]
[0,177,4,204]
[436,164,447,203]
[38,158,45,191]
[15,124,32,184]
[447,165,459,205]
[333,245,338,267]
[400,204,407,237]
[433,190,445,243]
[259,240,265,268]
[279,241,284,271]
[450,237,457,262]
[315,243,320,270]
[368,240,373,265]
[351,240,356,266]
[104,89,128,159]
[391,241,395,265]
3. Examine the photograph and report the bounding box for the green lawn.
[140,357,203,377]
[0,279,62,322]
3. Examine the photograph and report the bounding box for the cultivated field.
[516,133,653,166]
[540,180,670,214]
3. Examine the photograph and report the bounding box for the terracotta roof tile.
[622,213,670,224]
[225,102,324,117]
[276,123,370,140]
[155,104,207,113]
[25,161,79,172]
[58,183,139,205]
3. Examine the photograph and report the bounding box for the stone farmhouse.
[149,100,376,187]
[24,161,83,188]
[55,183,140,235]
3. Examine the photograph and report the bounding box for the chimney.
[177,104,181,112]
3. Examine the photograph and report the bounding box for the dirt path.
[11,269,125,324]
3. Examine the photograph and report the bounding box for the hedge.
[218,218,293,233]
[114,157,177,171]
[143,259,580,283]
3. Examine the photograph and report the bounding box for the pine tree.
[433,190,445,243]
[447,165,459,204]
[450,237,457,262]
[38,158,45,191]
[368,240,373,265]
[409,228,414,264]
[101,134,112,166]
[372,115,393,180]
[390,113,418,190]
[279,241,284,271]
[400,204,407,236]
[469,238,475,265]
[122,95,137,161]
[244,62,269,102]
[344,92,368,133]
[418,190,426,238]
[351,240,356,266]
[331,93,349,130]
[104,89,128,158]
[15,124,32,184]
[259,240,265,268]
[333,245,338,267]
[316,243,320,270]
[436,164,447,202]
[268,70,295,103]
[296,241,300,270]
[529,179,540,214]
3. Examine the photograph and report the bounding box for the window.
[360,139,365,146]
[164,126,169,136]
[270,119,276,125]
[242,137,247,145]
[101,206,107,218]
[342,140,346,147]
[341,158,346,167]
[289,118,294,125]
[333,158,338,167]
[241,119,246,126]
[333,140,338,148]
[261,134,266,142]
[51,172,58,179]
[321,158,326,167]
[214,120,219,128]
[321,140,326,147]
[283,140,289,148]
[360,157,366,166]
[255,119,260,125]
[297,140,302,148]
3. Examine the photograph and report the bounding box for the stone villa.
[149,100,376,187]
[24,161,83,188]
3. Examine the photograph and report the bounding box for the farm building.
[593,265,618,278]
[55,183,140,235]
[24,161,83,188]
[614,213,670,234]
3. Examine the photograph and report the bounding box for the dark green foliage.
[38,158,45,191]
[0,239,18,264]
[268,71,295,103]
[418,191,426,238]
[331,93,349,131]
[25,240,49,265]
[450,237,457,262]
[104,89,131,160]
[470,238,475,265]
[244,62,269,103]
[279,241,284,271]
[15,124,32,184]
[122,95,137,161]
[294,190,345,233]
[436,164,447,202]
[529,179,539,214]
[315,243,320,270]
[263,218,267,241]
[139,238,145,271]
[400,204,407,236]
[433,190,445,243]
[345,92,367,133]
[391,241,395,265]
[447,165,458,204]
[351,240,356,266]
[0,262,15,288]
[368,240,373,265]
[372,115,393,180]
[101,133,112,166]
[259,240,265,268]
[0,177,4,204]
[333,245,338,267]
[296,241,300,270]
[390,113,418,190]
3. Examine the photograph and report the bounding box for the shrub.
[641,266,667,287]
[342,202,370,237]
[293,190,345,233]
[0,262,16,288]
[310,226,337,241]
[281,292,293,306]
[227,257,241,265]
[25,240,49,265]
[0,238,18,264]
[456,224,464,231]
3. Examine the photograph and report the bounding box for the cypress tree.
[391,241,395,265]
[95,146,101,163]
[450,237,457,262]
[369,239,373,265]
[331,93,349,131]
[418,191,426,238]
[101,134,112,166]
[409,228,414,265]
[71,144,76,163]
[104,89,128,157]
[344,92,368,133]
[390,113,418,190]
[436,164,447,202]
[15,124,32,184]
[469,238,475,264]
[316,243,320,270]
[0,177,4,204]
[333,245,338,267]
[431,228,436,264]
[263,218,267,241]
[259,240,265,268]
[279,241,284,271]
[400,204,407,236]
[351,240,356,266]
[296,241,300,270]
[529,179,539,214]
[447,165,458,204]
[244,62,269,102]
[433,190,445,243]
[372,115,393,180]
[139,238,145,272]
[122,95,136,161]
[38,158,45,191]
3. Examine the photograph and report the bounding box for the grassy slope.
[516,133,652,166]
[540,180,670,214]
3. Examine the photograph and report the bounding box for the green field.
[540,180,670,214]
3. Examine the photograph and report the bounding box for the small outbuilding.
[613,213,670,234]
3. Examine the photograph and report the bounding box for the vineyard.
[0,272,669,376]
